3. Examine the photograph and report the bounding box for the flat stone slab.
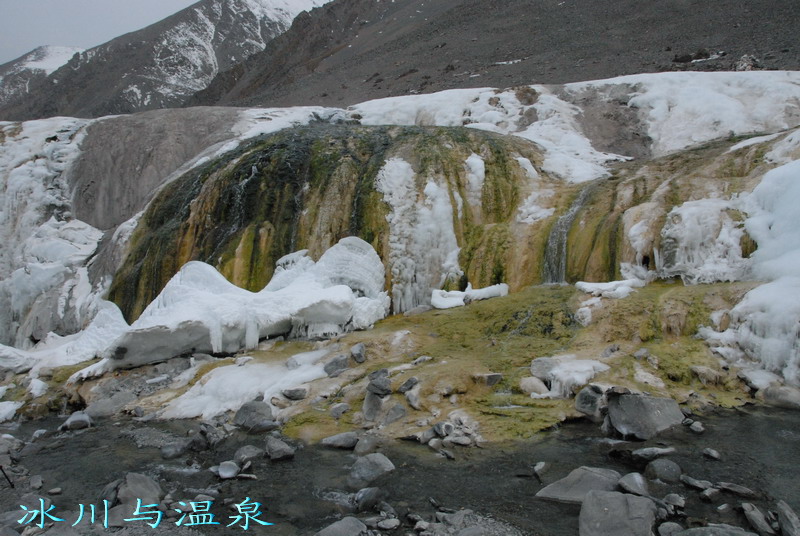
[579,490,657,536]
[536,466,621,504]
[607,394,684,440]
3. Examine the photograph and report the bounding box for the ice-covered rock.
[700,160,800,385]
[430,283,509,309]
[576,279,645,299]
[70,237,389,376]
[530,355,610,398]
[657,198,749,284]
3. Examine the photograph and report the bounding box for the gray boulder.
[607,394,684,440]
[59,411,92,431]
[116,473,162,505]
[354,437,380,455]
[218,461,240,479]
[234,445,265,465]
[716,482,758,498]
[576,385,606,422]
[348,453,395,488]
[632,447,676,462]
[368,368,389,380]
[763,385,800,410]
[350,343,367,364]
[645,459,682,483]
[282,387,308,401]
[324,354,350,377]
[405,385,422,410]
[536,466,621,504]
[680,474,713,490]
[233,401,276,433]
[85,391,137,418]
[619,472,649,496]
[367,377,392,396]
[579,490,656,536]
[520,376,549,395]
[315,516,367,536]
[354,487,385,512]
[398,377,419,393]
[321,432,359,449]
[383,404,406,425]
[741,503,775,536]
[265,436,295,461]
[660,523,685,536]
[363,391,385,421]
[472,373,503,386]
[777,500,800,536]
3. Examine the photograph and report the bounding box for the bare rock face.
[69,108,241,231]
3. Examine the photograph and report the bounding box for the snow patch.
[570,71,800,156]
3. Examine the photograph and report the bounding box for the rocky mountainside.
[0,0,329,120]
[0,46,83,108]
[192,0,800,109]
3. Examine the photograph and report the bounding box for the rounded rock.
[218,461,240,479]
[645,459,682,483]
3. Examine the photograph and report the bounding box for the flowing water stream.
[542,181,600,284]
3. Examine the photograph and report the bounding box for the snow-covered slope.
[0,0,329,120]
[0,46,83,107]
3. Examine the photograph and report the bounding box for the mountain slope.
[0,0,328,120]
[0,46,83,107]
[191,0,800,109]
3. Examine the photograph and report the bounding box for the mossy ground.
[232,280,759,443]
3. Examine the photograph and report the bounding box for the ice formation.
[575,279,645,300]
[77,237,389,376]
[701,159,800,385]
[656,198,749,284]
[430,284,509,309]
[375,158,462,314]
[161,351,330,420]
[531,355,610,399]
[0,118,104,348]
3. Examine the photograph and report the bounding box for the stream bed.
[0,404,797,535]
